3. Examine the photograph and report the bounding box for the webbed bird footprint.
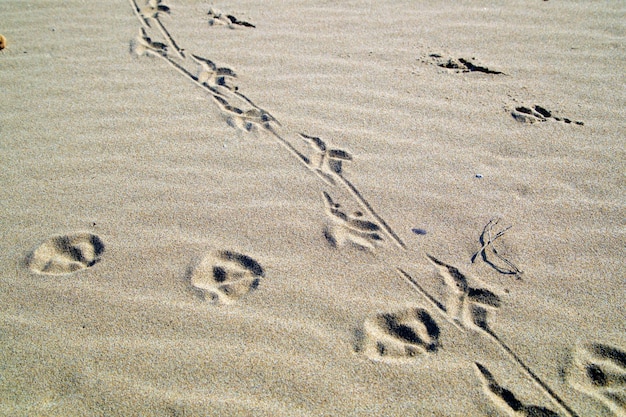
[189,250,264,304]
[191,54,237,88]
[322,191,384,250]
[426,254,501,331]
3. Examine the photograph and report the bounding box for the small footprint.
[191,54,237,89]
[300,133,353,182]
[565,343,626,417]
[510,105,584,125]
[321,191,384,251]
[426,254,501,331]
[207,8,255,28]
[189,250,264,304]
[356,307,440,361]
[427,54,504,74]
[475,362,560,417]
[27,233,105,275]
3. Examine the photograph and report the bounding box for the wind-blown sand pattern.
[1,0,624,415]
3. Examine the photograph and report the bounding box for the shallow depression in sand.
[189,250,264,304]
[28,233,105,276]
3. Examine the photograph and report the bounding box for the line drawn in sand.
[471,217,524,279]
[397,256,580,417]
[128,0,404,252]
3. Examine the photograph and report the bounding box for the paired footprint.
[27,234,264,306]
[422,54,586,127]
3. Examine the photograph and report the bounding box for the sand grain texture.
[1,0,624,416]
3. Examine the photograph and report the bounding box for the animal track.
[189,250,264,304]
[28,233,105,275]
[565,343,626,417]
[207,8,255,28]
[322,191,384,250]
[191,54,237,89]
[130,0,185,58]
[356,307,440,361]
[510,105,584,125]
[427,54,504,74]
[411,257,578,417]
[300,133,353,185]
[426,254,502,331]
[475,362,559,417]
[127,4,591,415]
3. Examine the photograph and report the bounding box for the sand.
[1,0,624,416]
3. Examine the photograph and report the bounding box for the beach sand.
[1,0,624,415]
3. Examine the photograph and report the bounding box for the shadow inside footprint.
[565,343,626,416]
[28,233,105,275]
[357,307,441,361]
[189,250,264,304]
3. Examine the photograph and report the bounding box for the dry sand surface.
[1,0,625,416]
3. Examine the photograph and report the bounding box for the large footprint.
[28,233,105,275]
[189,250,264,304]
[356,307,440,361]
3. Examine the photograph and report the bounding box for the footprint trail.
[124,3,602,416]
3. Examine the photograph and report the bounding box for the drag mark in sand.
[471,217,524,279]
[128,0,405,251]
[125,3,594,416]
